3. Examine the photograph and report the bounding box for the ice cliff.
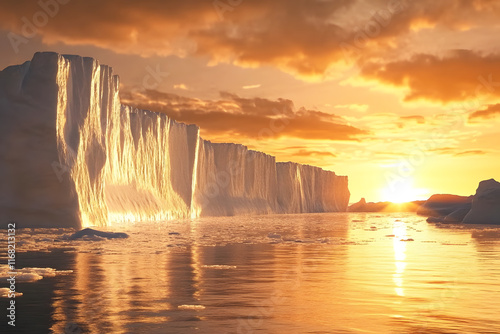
[0,52,350,228]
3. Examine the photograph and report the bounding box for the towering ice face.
[0,52,350,228]
[276,162,350,214]
[192,141,278,217]
[104,107,200,224]
[0,53,82,228]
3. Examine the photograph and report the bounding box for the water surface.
[1,213,500,333]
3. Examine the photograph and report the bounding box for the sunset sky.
[1,0,499,203]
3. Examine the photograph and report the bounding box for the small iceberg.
[69,228,129,240]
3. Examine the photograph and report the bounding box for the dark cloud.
[120,89,368,141]
[361,50,500,103]
[469,103,500,120]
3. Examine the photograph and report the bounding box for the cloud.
[3,0,500,79]
[0,0,353,78]
[242,84,261,90]
[361,50,500,103]
[120,89,368,141]
[374,151,411,157]
[292,150,337,158]
[428,147,455,154]
[334,104,369,112]
[429,147,487,156]
[454,150,487,156]
[173,83,188,90]
[469,103,500,120]
[400,115,425,124]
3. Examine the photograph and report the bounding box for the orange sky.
[1,0,499,202]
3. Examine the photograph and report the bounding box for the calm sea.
[1,213,500,333]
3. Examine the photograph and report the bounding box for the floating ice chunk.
[0,288,23,298]
[0,266,73,283]
[178,304,206,310]
[69,228,129,240]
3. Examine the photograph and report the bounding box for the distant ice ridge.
[0,52,350,228]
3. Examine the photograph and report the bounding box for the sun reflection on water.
[393,221,407,297]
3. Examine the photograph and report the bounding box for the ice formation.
[417,194,472,217]
[68,228,129,240]
[0,52,350,228]
[418,179,500,225]
[463,179,500,225]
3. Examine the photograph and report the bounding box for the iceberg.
[68,228,129,240]
[417,194,472,218]
[418,179,500,225]
[0,52,350,228]
[463,179,500,225]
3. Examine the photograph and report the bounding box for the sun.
[380,178,430,203]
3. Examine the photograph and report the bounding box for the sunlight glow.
[380,178,429,203]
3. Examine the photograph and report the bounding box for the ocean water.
[1,212,500,334]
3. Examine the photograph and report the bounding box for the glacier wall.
[193,142,279,217]
[0,52,350,228]
[276,162,350,214]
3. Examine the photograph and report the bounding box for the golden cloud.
[361,50,500,103]
[469,103,500,120]
[120,89,368,142]
[3,0,500,78]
